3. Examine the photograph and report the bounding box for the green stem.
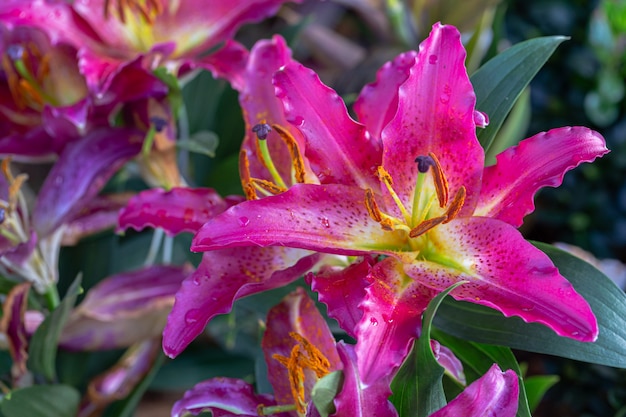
[43,284,60,310]
[257,138,288,189]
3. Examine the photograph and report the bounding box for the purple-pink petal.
[33,127,143,237]
[430,364,519,417]
[0,283,30,381]
[308,256,375,338]
[262,287,342,407]
[162,247,322,358]
[380,23,484,215]
[333,342,398,417]
[431,340,466,385]
[404,217,599,342]
[118,187,233,236]
[171,377,281,417]
[353,50,417,141]
[273,62,380,188]
[475,126,609,227]
[192,183,402,255]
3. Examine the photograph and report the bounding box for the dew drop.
[440,93,450,104]
[370,317,378,326]
[192,273,209,286]
[238,216,249,227]
[428,54,438,64]
[184,309,202,324]
[320,217,330,228]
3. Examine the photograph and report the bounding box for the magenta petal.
[381,23,483,213]
[195,39,249,91]
[262,288,342,406]
[0,283,30,381]
[355,257,436,384]
[475,126,609,227]
[353,50,417,140]
[118,187,231,236]
[333,342,398,417]
[33,128,143,237]
[405,217,599,342]
[431,340,466,385]
[309,256,375,338]
[192,183,401,255]
[430,364,519,417]
[273,62,380,188]
[162,247,322,358]
[171,377,278,417]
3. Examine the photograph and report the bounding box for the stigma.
[365,153,466,240]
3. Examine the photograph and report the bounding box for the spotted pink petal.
[171,377,279,417]
[381,23,484,215]
[333,342,398,417]
[354,257,436,385]
[308,256,376,338]
[353,50,417,141]
[475,126,609,227]
[404,217,598,342]
[192,183,402,255]
[273,62,381,188]
[33,128,143,237]
[262,287,342,407]
[430,364,519,417]
[162,247,322,358]
[118,187,233,236]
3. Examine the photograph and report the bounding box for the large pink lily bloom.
[193,22,607,355]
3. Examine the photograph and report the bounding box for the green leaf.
[433,242,626,368]
[471,35,567,152]
[176,130,219,158]
[432,330,531,417]
[1,385,80,417]
[311,370,343,417]
[524,374,559,412]
[391,281,466,417]
[27,275,82,381]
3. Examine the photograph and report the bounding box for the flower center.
[1,43,56,111]
[240,122,309,200]
[0,159,30,245]
[259,332,331,416]
[103,0,163,24]
[365,153,466,242]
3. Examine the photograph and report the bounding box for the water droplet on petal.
[238,216,249,227]
[428,54,438,64]
[184,309,202,324]
[320,217,330,228]
[370,317,378,326]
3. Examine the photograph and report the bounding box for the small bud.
[415,155,435,173]
[252,123,272,140]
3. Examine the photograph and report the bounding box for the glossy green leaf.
[524,374,559,412]
[1,385,80,417]
[176,131,219,158]
[27,275,82,381]
[433,242,626,368]
[471,36,567,152]
[391,281,465,417]
[311,370,343,417]
[432,330,531,417]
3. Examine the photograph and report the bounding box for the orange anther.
[428,152,449,208]
[409,215,447,238]
[239,150,258,201]
[364,189,383,223]
[443,186,466,224]
[251,178,287,195]
[272,124,307,184]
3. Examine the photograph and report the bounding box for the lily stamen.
[377,166,412,224]
[272,124,306,184]
[104,0,163,24]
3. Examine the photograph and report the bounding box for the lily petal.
[171,377,279,417]
[333,342,398,417]
[475,126,609,227]
[430,364,518,417]
[118,187,232,236]
[353,50,417,141]
[192,183,402,255]
[273,62,380,188]
[404,217,599,342]
[33,127,143,237]
[162,247,322,358]
[381,23,483,213]
[262,287,342,407]
[0,283,31,382]
[308,256,375,338]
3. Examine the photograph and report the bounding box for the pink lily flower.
[0,0,296,89]
[192,22,607,365]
